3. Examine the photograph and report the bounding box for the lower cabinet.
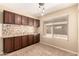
[14,36,22,50]
[34,34,40,43]
[37,34,40,42]
[3,37,14,53]
[3,34,40,53]
[21,35,28,48]
[28,35,34,45]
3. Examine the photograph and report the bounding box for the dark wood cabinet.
[15,14,22,25]
[3,11,15,24]
[22,16,28,25]
[22,36,28,47]
[3,10,40,27]
[36,20,40,27]
[3,34,40,53]
[3,10,40,53]
[34,34,40,43]
[28,18,34,26]
[14,36,22,50]
[34,19,40,27]
[34,35,37,43]
[28,35,34,45]
[37,34,40,42]
[3,37,14,53]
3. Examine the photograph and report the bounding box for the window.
[43,16,68,40]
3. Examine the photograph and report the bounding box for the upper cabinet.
[3,10,40,27]
[3,10,15,24]
[36,20,40,27]
[28,18,34,26]
[22,16,28,25]
[15,14,22,25]
[34,19,40,27]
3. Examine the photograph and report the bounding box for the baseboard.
[0,50,3,55]
[40,42,77,55]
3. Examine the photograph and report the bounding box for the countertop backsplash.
[2,24,39,38]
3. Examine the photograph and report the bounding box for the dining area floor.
[1,43,76,56]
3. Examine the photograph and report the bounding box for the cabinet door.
[28,35,34,45]
[3,11,15,24]
[36,20,40,27]
[14,36,22,50]
[34,19,40,27]
[3,37,14,53]
[34,19,37,27]
[37,34,40,43]
[34,34,40,43]
[15,14,22,25]
[34,35,37,44]
[22,16,28,25]
[28,18,34,26]
[22,36,28,47]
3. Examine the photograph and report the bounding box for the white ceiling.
[0,3,75,18]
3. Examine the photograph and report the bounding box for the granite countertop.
[2,33,40,38]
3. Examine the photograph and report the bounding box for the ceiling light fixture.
[39,3,45,16]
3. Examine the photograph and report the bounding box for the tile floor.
[3,43,77,56]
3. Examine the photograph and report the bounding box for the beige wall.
[0,6,3,53]
[78,4,79,55]
[0,24,3,52]
[39,5,78,53]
